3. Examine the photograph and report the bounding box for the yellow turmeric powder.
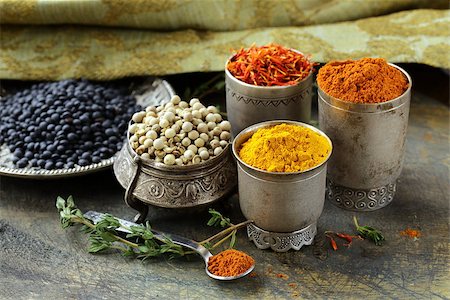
[239,124,331,172]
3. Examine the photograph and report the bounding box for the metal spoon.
[83,211,254,281]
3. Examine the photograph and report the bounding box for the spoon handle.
[83,211,212,263]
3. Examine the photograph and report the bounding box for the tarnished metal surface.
[232,120,331,236]
[318,64,412,211]
[0,81,448,299]
[225,56,313,136]
[114,141,237,218]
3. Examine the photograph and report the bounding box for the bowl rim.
[224,47,314,89]
[317,62,412,110]
[232,120,333,175]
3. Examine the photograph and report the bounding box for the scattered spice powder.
[207,249,255,277]
[276,273,289,280]
[317,58,409,103]
[400,228,422,239]
[239,123,331,172]
[227,43,314,86]
[288,283,298,289]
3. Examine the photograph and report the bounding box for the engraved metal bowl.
[318,63,412,211]
[225,51,313,136]
[232,120,332,252]
[113,140,237,223]
[0,77,175,179]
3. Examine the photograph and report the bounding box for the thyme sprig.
[56,196,251,259]
[353,216,385,246]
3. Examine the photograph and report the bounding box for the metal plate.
[0,77,175,179]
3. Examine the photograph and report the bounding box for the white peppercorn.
[181,137,191,147]
[129,134,138,143]
[171,95,181,105]
[199,150,209,160]
[182,121,193,132]
[132,111,146,123]
[199,107,208,117]
[192,110,202,119]
[128,123,138,134]
[179,101,189,108]
[146,130,157,140]
[205,113,216,123]
[194,138,205,148]
[214,146,223,156]
[164,154,176,165]
[188,130,199,140]
[143,139,153,148]
[165,128,176,138]
[183,112,193,122]
[199,133,209,142]
[146,106,156,113]
[207,122,216,130]
[214,113,222,123]
[149,117,159,126]
[189,98,200,106]
[207,106,218,113]
[153,138,165,150]
[197,123,208,133]
[138,136,147,145]
[184,149,194,160]
[187,144,198,154]
[218,121,231,131]
[220,131,231,141]
[192,102,204,111]
[212,127,222,136]
[159,118,170,128]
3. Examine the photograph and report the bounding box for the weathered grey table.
[1,67,449,299]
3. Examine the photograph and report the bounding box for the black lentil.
[0,79,140,170]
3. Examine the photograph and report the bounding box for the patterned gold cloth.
[0,0,448,80]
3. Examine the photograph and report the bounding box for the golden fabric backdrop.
[0,0,448,80]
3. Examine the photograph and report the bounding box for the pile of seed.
[0,79,140,170]
[129,95,231,165]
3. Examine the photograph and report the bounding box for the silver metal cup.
[225,52,313,136]
[318,64,412,211]
[232,120,332,252]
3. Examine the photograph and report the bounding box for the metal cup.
[318,64,412,211]
[232,120,332,252]
[225,52,313,136]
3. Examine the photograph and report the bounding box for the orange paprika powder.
[317,58,409,104]
[207,249,254,277]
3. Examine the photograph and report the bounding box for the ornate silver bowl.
[113,141,237,223]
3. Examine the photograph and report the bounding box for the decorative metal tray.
[0,78,175,179]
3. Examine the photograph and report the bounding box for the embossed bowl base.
[326,179,396,211]
[247,223,317,252]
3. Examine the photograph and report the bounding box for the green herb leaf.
[56,196,248,262]
[353,216,385,246]
[229,232,236,249]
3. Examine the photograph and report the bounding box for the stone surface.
[0,70,449,299]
